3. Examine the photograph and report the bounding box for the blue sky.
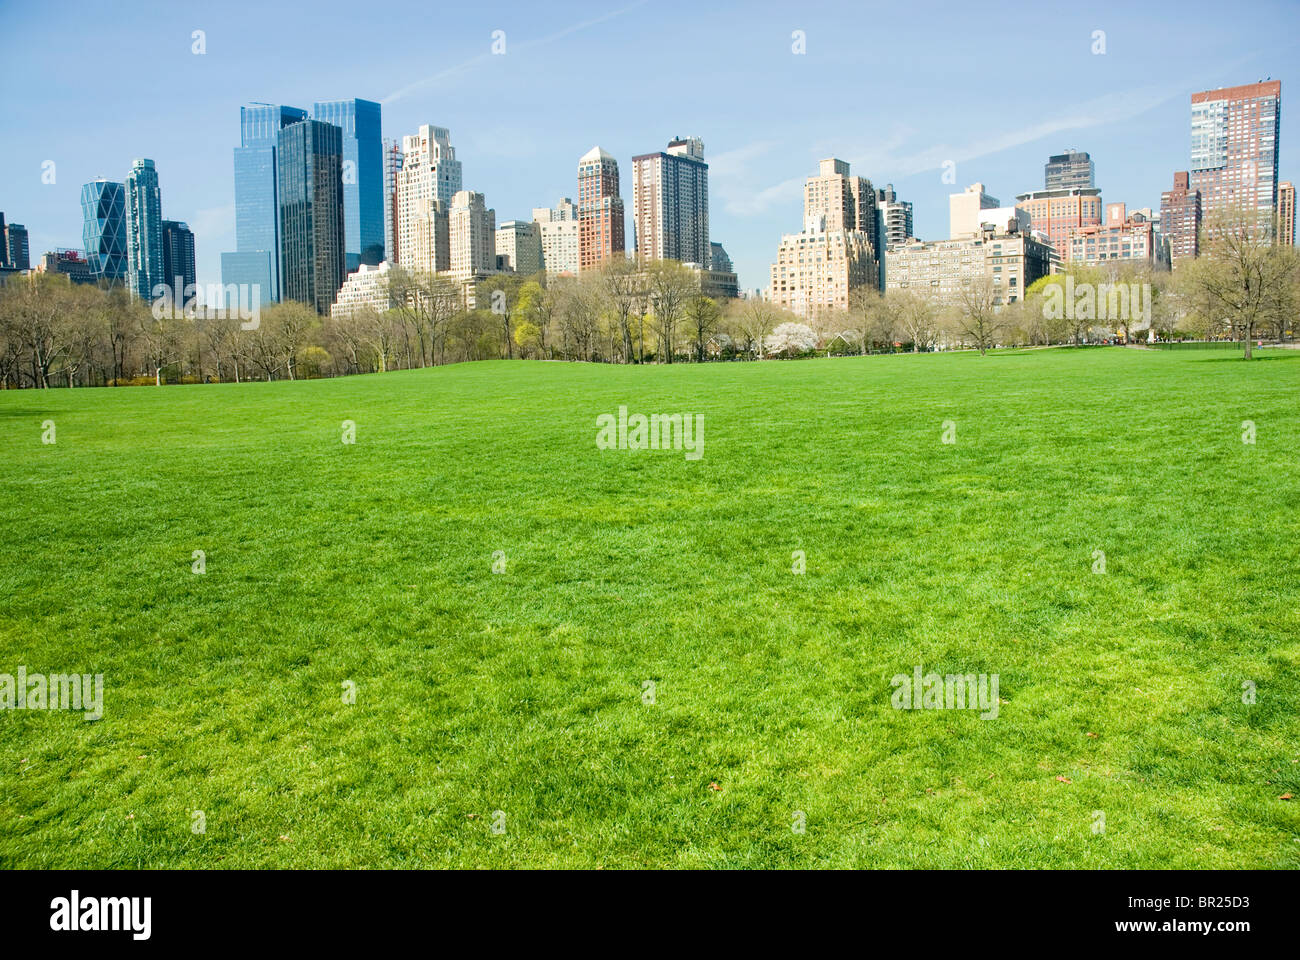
[3,0,1298,293]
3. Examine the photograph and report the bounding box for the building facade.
[3,217,29,271]
[277,119,346,313]
[1065,202,1167,267]
[631,136,709,267]
[1160,172,1202,263]
[768,158,880,316]
[222,103,308,303]
[534,198,579,277]
[396,125,462,274]
[494,220,542,275]
[36,249,93,283]
[124,158,164,300]
[331,260,395,318]
[1278,181,1295,246]
[1044,151,1095,191]
[578,146,625,271]
[1014,188,1103,260]
[949,183,1001,239]
[885,227,1053,306]
[161,220,196,297]
[81,178,127,283]
[449,190,495,281]
[312,99,384,271]
[1190,81,1281,224]
[383,138,404,264]
[875,183,914,248]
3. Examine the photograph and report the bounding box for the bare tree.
[952,276,1004,356]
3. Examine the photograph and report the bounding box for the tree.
[767,321,817,356]
[598,259,642,363]
[646,260,696,362]
[952,277,1003,356]
[894,289,941,352]
[1183,206,1297,359]
[685,293,721,362]
[732,298,782,359]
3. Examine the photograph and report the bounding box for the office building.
[313,99,383,270]
[1160,172,1202,263]
[80,178,127,283]
[631,136,710,266]
[222,102,309,302]
[577,146,625,271]
[1190,81,1281,223]
[35,248,94,283]
[1044,151,1095,191]
[1278,181,1295,246]
[161,220,196,297]
[2,216,29,271]
[278,119,346,313]
[494,220,542,275]
[124,158,164,300]
[1014,188,1104,260]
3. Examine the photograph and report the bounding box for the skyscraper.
[1044,151,1095,191]
[631,136,709,267]
[1160,172,1202,264]
[577,147,625,271]
[1278,181,1295,246]
[875,183,914,247]
[277,119,345,314]
[449,190,495,280]
[80,179,127,283]
[222,102,309,304]
[396,125,463,273]
[161,220,197,297]
[533,198,579,278]
[1190,81,1281,224]
[2,217,29,271]
[1014,188,1103,260]
[495,220,542,275]
[313,99,384,271]
[124,158,164,300]
[383,138,404,264]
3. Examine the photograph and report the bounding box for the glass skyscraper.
[313,98,383,271]
[124,158,164,300]
[80,179,127,283]
[278,119,345,314]
[161,220,196,298]
[221,103,308,304]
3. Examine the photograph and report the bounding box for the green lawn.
[1,347,1297,868]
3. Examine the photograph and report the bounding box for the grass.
[1,346,1298,869]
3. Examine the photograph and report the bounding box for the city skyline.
[3,0,1299,295]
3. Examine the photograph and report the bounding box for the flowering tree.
[766,321,818,357]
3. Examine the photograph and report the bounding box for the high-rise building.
[124,158,164,300]
[875,183,913,248]
[1190,81,1281,225]
[396,125,463,273]
[1014,188,1104,260]
[449,190,495,280]
[768,158,880,317]
[2,217,29,271]
[577,146,625,271]
[383,138,404,264]
[631,136,709,267]
[313,99,383,271]
[1044,151,1095,192]
[1278,181,1295,246]
[1160,172,1202,264]
[1066,202,1167,268]
[161,220,196,297]
[277,119,345,313]
[533,198,580,278]
[949,183,1003,239]
[710,242,733,275]
[494,220,542,275]
[80,178,127,283]
[222,103,309,303]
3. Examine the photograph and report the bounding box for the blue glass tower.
[313,98,383,271]
[278,119,345,314]
[124,158,164,300]
[221,103,308,304]
[80,179,127,283]
[161,220,196,298]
